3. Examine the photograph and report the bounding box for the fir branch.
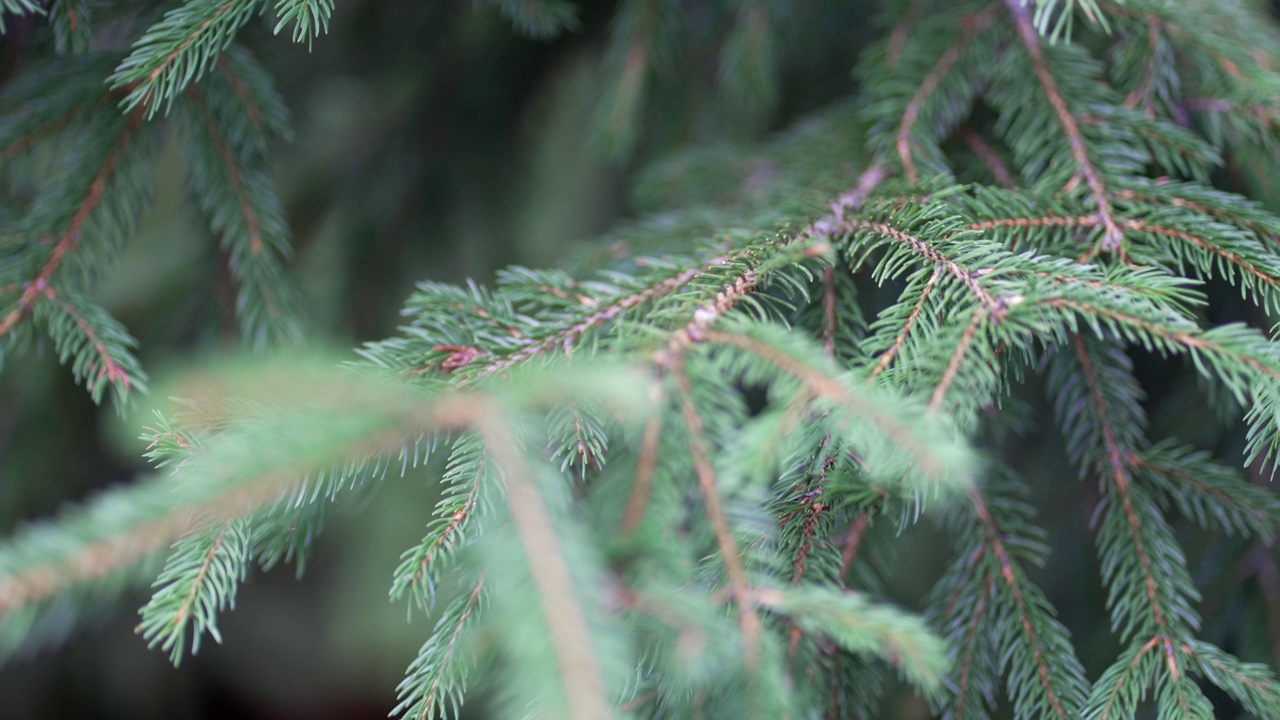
[1186,640,1280,717]
[895,11,993,182]
[136,520,249,665]
[969,488,1086,718]
[33,285,146,403]
[473,410,611,720]
[0,108,145,344]
[671,356,761,669]
[927,305,991,413]
[183,84,303,347]
[272,0,333,47]
[109,0,264,116]
[472,265,700,379]
[885,0,934,70]
[869,268,941,380]
[850,219,1001,311]
[393,576,486,720]
[1082,637,1160,720]
[700,327,970,487]
[0,100,88,168]
[1131,442,1280,538]
[1070,335,1191,679]
[1003,0,1124,251]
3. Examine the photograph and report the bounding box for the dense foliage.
[6,1,1280,718]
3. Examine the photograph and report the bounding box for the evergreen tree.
[6,1,1280,718]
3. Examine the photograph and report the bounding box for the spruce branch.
[33,285,147,403]
[1003,0,1124,252]
[0,108,145,341]
[110,0,264,117]
[895,11,994,183]
[670,355,762,670]
[272,0,333,47]
[472,408,612,720]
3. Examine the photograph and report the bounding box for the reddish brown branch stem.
[970,489,1070,716]
[672,359,761,670]
[0,111,144,341]
[1003,0,1123,250]
[1072,335,1182,680]
[896,14,992,182]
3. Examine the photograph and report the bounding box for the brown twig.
[0,110,145,341]
[476,410,611,720]
[671,357,762,671]
[1003,0,1124,252]
[1072,335,1182,681]
[620,383,666,535]
[896,13,993,182]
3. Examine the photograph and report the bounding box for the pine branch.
[33,285,147,403]
[1003,0,1124,251]
[272,0,334,47]
[671,356,762,669]
[472,410,612,720]
[110,0,264,117]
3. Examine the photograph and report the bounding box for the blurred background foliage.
[0,1,876,718]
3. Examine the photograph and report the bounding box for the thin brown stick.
[476,412,611,720]
[672,358,761,670]
[869,268,942,380]
[1003,0,1123,251]
[0,110,144,340]
[620,383,667,535]
[928,305,989,413]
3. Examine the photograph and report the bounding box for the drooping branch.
[0,110,144,340]
[1003,0,1123,250]
[895,12,992,182]
[969,489,1072,717]
[474,411,611,720]
[1072,335,1184,680]
[671,357,762,670]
